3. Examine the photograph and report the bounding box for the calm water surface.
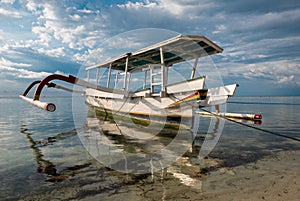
[0,96,299,200]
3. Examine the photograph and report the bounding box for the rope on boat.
[200,108,300,143]
[228,101,300,106]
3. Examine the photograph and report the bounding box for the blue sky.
[0,0,299,96]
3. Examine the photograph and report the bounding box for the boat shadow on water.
[19,107,226,180]
[75,107,230,175]
[20,125,92,182]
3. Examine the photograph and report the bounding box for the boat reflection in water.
[20,107,226,194]
[20,124,91,182]
[77,107,226,179]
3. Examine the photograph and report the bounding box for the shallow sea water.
[0,96,299,200]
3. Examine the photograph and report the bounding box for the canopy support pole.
[143,70,147,89]
[160,47,167,97]
[123,55,129,91]
[96,68,100,85]
[107,64,112,88]
[191,57,199,79]
[87,70,90,82]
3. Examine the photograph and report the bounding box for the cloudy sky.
[0,0,299,96]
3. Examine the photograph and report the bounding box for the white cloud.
[106,35,144,50]
[0,57,51,79]
[278,75,296,85]
[0,65,51,79]
[78,9,94,14]
[156,0,203,15]
[27,1,105,53]
[219,59,300,87]
[31,26,52,46]
[74,47,104,66]
[0,57,31,68]
[115,0,215,20]
[117,0,158,9]
[37,47,65,58]
[0,7,22,18]
[25,0,42,13]
[213,24,227,34]
[41,3,58,20]
[1,0,15,4]
[70,14,81,21]
[239,8,300,31]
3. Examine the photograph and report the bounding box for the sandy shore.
[22,149,300,201]
[199,150,300,201]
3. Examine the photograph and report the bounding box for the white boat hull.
[85,84,238,119]
[85,93,196,118]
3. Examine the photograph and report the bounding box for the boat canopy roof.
[86,34,223,72]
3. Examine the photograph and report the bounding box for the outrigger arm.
[19,74,93,112]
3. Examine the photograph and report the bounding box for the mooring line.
[228,101,300,106]
[200,108,300,142]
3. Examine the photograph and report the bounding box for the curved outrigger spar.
[20,34,244,121]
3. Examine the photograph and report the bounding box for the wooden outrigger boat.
[20,34,240,122]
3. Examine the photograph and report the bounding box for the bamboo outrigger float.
[20,34,260,122]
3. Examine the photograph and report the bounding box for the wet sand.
[200,150,300,201]
[22,149,299,201]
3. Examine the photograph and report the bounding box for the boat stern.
[198,84,239,107]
